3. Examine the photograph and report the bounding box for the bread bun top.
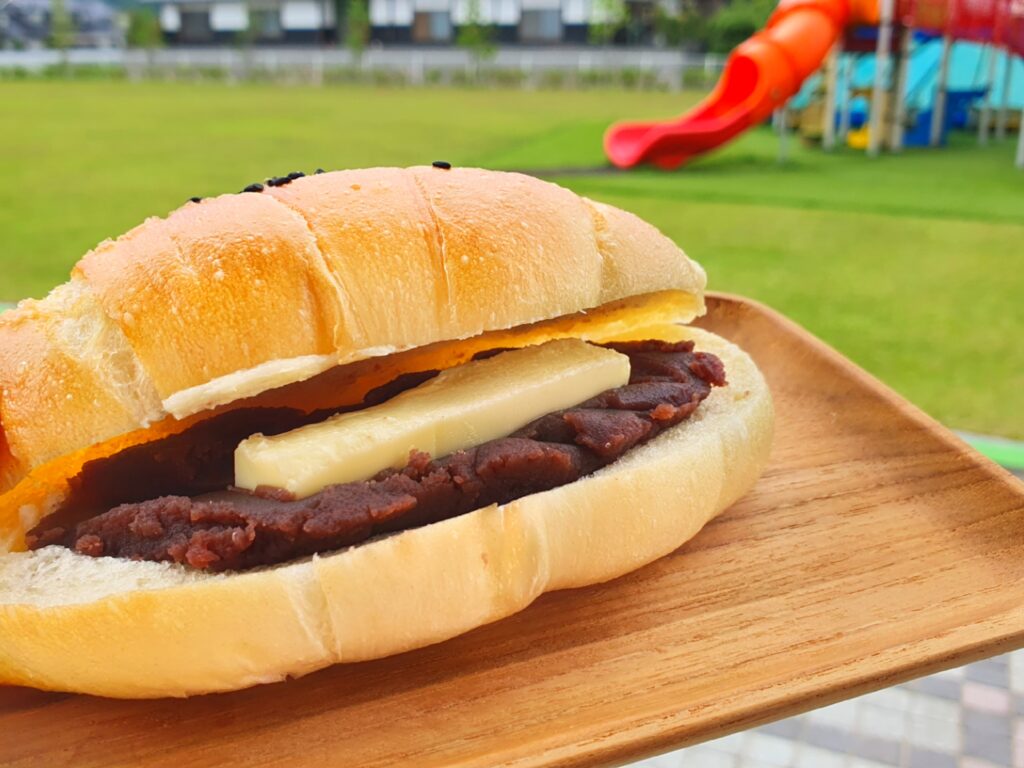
[0,167,705,497]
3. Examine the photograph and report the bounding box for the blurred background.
[1,0,1022,762]
[0,0,1021,446]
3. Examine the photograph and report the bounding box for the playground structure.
[793,37,1024,148]
[604,0,1024,169]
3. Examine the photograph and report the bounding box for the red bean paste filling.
[27,340,725,572]
[30,370,442,538]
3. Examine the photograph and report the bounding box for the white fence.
[0,46,725,88]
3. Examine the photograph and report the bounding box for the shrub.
[195,66,229,82]
[681,65,715,89]
[482,68,527,88]
[539,69,568,89]
[323,66,362,84]
[371,68,407,87]
[0,67,32,81]
[578,68,615,88]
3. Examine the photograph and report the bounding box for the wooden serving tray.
[2,293,1023,768]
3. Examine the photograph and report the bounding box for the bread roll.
[0,167,773,698]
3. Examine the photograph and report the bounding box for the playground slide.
[604,0,879,169]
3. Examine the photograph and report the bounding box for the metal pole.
[978,45,998,145]
[996,53,1012,140]
[868,0,895,156]
[1017,107,1024,169]
[890,26,912,151]
[930,34,952,146]
[838,53,853,143]
[776,106,790,164]
[823,44,840,150]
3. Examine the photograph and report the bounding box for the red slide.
[604,0,879,169]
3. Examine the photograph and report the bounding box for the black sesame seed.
[242,183,264,193]
[188,196,202,203]
[314,168,326,175]
[287,171,305,180]
[266,176,287,187]
[432,160,452,170]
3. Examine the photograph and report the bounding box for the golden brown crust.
[265,167,449,350]
[0,167,705,497]
[0,327,772,698]
[0,283,162,473]
[407,167,604,333]
[586,198,707,302]
[74,194,347,399]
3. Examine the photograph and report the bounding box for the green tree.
[234,12,258,49]
[125,8,163,49]
[588,0,626,46]
[653,0,708,49]
[345,0,370,62]
[706,0,773,53]
[457,0,495,78]
[48,0,75,62]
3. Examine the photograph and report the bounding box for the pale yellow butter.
[234,339,630,498]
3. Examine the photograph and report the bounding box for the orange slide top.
[604,0,879,169]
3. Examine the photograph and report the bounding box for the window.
[250,8,283,39]
[412,11,451,42]
[180,9,213,41]
[519,9,562,42]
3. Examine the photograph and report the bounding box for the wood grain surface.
[2,293,1023,768]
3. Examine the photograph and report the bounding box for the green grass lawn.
[2,81,1022,438]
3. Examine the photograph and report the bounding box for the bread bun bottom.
[0,327,772,698]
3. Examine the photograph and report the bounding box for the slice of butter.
[234,339,630,498]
